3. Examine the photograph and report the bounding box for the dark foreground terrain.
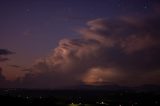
[0,87,160,106]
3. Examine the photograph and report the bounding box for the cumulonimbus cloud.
[2,15,160,88]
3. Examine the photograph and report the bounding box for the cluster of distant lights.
[69,101,138,106]
[1,89,160,105]
[2,92,160,105]
[69,101,159,106]
[69,98,159,106]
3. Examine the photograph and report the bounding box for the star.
[143,0,151,9]
[25,9,31,16]
[117,0,122,7]
[26,9,30,12]
[117,3,121,7]
[144,5,148,9]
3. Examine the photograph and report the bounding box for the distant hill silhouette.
[68,83,160,92]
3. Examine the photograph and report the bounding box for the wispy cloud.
[0,49,14,55]
[8,65,21,68]
[0,49,15,62]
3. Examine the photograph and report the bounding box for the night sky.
[0,0,160,88]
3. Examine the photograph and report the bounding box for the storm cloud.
[3,15,160,88]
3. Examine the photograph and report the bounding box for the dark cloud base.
[0,49,14,62]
